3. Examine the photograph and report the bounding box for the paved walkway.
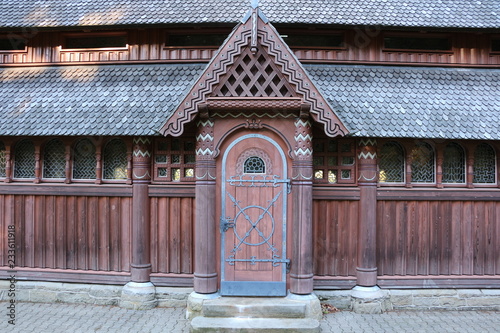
[1,302,499,332]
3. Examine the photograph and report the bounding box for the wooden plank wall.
[377,200,500,277]
[313,199,358,277]
[1,30,498,66]
[0,194,132,272]
[150,197,194,275]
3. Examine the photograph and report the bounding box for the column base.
[119,282,157,310]
[351,286,391,314]
[186,291,220,320]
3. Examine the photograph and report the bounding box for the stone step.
[190,317,320,333]
[202,296,307,318]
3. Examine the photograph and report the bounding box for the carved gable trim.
[159,6,348,138]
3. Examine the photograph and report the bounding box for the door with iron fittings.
[220,133,289,296]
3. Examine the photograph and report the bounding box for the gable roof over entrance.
[160,3,348,138]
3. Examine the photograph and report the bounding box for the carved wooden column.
[436,143,444,188]
[466,143,475,189]
[130,137,152,282]
[194,115,218,294]
[356,138,378,287]
[34,144,41,184]
[290,116,314,295]
[4,144,12,183]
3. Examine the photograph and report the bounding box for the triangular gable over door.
[159,4,348,137]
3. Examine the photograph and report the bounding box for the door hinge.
[286,259,291,273]
[220,217,235,233]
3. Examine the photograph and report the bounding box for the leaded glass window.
[103,139,127,180]
[244,156,265,174]
[379,142,404,183]
[0,141,6,178]
[474,143,496,184]
[14,140,35,179]
[43,139,66,179]
[73,139,96,180]
[442,143,465,183]
[153,136,196,182]
[313,138,356,184]
[411,142,435,183]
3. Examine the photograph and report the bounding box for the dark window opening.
[281,34,343,48]
[65,35,127,49]
[384,36,451,51]
[166,33,228,47]
[0,37,26,51]
[492,39,500,52]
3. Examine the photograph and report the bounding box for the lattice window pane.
[411,142,435,183]
[0,142,6,178]
[442,143,465,183]
[474,143,496,184]
[244,156,265,174]
[103,139,127,180]
[185,168,194,178]
[328,170,337,183]
[73,139,96,180]
[379,142,404,183]
[43,139,66,179]
[14,140,35,178]
[172,168,181,181]
[314,170,324,179]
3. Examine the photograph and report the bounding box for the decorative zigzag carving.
[294,134,313,142]
[196,148,214,156]
[358,151,377,160]
[133,150,151,158]
[196,133,214,142]
[359,138,377,146]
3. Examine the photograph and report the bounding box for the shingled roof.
[0,0,498,29]
[1,63,498,140]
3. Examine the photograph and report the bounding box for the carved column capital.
[358,138,378,184]
[132,137,152,183]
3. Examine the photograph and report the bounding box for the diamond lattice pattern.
[212,43,296,97]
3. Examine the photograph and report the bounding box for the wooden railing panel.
[377,200,499,277]
[150,196,194,275]
[0,194,131,272]
[312,199,358,277]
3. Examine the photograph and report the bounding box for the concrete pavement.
[1,301,499,332]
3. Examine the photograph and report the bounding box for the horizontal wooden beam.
[150,273,194,287]
[0,267,131,285]
[0,184,132,197]
[312,187,360,200]
[148,184,195,197]
[313,276,357,289]
[378,275,500,289]
[378,188,500,201]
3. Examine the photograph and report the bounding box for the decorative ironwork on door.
[222,175,290,267]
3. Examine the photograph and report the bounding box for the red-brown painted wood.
[376,200,500,277]
[1,29,498,67]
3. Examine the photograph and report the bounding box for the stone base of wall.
[1,281,499,312]
[0,280,192,308]
[317,288,500,312]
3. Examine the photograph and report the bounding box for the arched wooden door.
[220,133,289,296]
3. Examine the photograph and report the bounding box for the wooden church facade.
[0,1,499,297]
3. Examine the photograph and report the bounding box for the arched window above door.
[244,156,266,174]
